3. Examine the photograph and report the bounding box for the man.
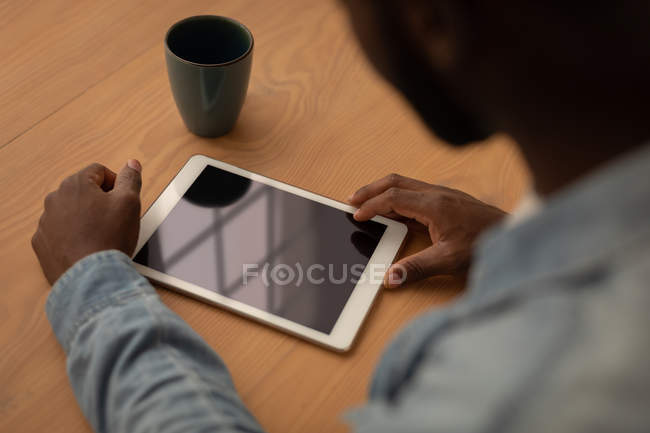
[32,1,650,432]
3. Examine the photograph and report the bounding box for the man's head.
[342,1,650,186]
[343,0,493,146]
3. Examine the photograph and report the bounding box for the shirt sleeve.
[46,250,265,433]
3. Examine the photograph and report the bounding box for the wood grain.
[0,0,530,432]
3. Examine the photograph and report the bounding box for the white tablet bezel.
[132,155,407,351]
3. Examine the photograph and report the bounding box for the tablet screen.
[134,165,386,333]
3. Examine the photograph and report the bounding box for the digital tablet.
[132,155,407,351]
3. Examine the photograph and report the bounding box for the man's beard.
[389,62,493,146]
[367,2,494,146]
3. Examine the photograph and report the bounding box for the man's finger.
[353,187,427,223]
[78,163,116,190]
[348,173,431,205]
[113,159,142,196]
[384,244,453,288]
[100,169,117,191]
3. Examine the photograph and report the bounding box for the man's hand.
[349,174,506,288]
[32,160,143,285]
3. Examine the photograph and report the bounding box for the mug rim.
[165,15,254,67]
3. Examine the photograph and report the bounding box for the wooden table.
[0,1,529,432]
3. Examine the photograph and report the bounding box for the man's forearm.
[46,250,264,433]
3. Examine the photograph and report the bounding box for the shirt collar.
[505,189,544,228]
[469,142,650,299]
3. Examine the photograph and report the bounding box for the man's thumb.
[114,159,142,195]
[384,245,449,288]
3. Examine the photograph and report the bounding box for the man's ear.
[402,1,460,73]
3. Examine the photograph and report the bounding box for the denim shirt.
[47,144,650,433]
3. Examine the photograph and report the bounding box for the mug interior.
[166,16,252,65]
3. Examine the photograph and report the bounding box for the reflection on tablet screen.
[134,165,386,333]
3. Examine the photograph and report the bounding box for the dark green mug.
[165,16,253,137]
